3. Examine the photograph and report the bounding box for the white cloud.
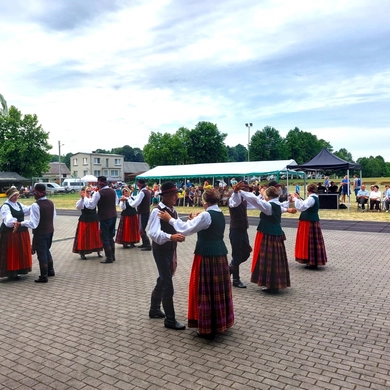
[0,0,389,162]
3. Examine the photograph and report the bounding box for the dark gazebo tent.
[286,148,362,210]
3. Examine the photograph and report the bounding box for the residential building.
[124,162,150,182]
[70,152,125,182]
[42,162,71,184]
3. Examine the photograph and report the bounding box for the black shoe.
[233,280,246,288]
[129,244,136,248]
[164,319,186,330]
[197,331,215,340]
[48,269,55,277]
[80,254,87,260]
[138,244,146,248]
[7,275,20,281]
[100,259,113,264]
[141,247,152,251]
[262,287,279,293]
[97,252,103,258]
[149,309,165,319]
[35,276,48,283]
[305,265,318,270]
[123,244,130,248]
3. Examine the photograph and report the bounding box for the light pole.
[58,141,64,184]
[245,123,252,161]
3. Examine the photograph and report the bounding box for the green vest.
[194,210,228,256]
[299,195,320,222]
[257,202,284,236]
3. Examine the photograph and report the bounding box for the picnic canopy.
[286,148,361,171]
[286,148,362,211]
[136,160,303,181]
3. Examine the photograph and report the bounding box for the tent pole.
[347,169,350,211]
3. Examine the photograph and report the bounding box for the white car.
[34,182,66,194]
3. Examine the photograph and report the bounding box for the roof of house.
[45,162,71,175]
[124,162,149,173]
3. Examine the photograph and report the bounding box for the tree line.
[1,105,389,178]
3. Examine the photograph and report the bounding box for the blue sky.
[0,0,389,161]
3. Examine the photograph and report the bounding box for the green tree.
[334,148,353,162]
[188,121,228,164]
[227,144,247,162]
[51,152,72,169]
[111,145,145,162]
[250,126,288,161]
[0,106,51,177]
[143,132,178,167]
[284,127,333,164]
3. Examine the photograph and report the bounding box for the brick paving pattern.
[0,215,389,389]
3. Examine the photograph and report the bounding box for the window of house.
[73,158,78,166]
[94,158,101,164]
[103,169,109,176]
[106,159,109,168]
[73,171,78,177]
[111,170,119,177]
[83,157,88,165]
[94,170,101,176]
[83,170,88,176]
[114,158,121,166]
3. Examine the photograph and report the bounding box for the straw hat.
[6,187,19,200]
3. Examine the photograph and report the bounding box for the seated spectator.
[356,185,369,211]
[279,184,288,202]
[193,186,202,207]
[383,185,390,212]
[369,185,381,211]
[317,182,326,194]
[328,181,338,193]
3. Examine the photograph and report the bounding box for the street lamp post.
[58,141,64,184]
[245,123,253,161]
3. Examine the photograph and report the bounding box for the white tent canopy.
[136,160,303,181]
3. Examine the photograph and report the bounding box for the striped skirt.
[295,220,327,266]
[0,230,32,277]
[115,215,140,245]
[72,221,103,254]
[251,232,290,289]
[188,254,234,334]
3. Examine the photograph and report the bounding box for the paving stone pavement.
[0,215,389,390]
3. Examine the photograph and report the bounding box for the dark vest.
[33,199,54,235]
[151,205,177,251]
[0,202,28,232]
[229,198,248,231]
[299,195,320,222]
[194,210,228,256]
[121,200,137,217]
[137,188,151,214]
[79,206,99,222]
[257,202,283,236]
[97,188,117,221]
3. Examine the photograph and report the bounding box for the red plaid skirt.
[250,232,290,289]
[115,215,140,245]
[188,254,234,334]
[0,230,32,277]
[72,221,103,254]
[295,220,327,266]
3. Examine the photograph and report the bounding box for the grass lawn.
[13,189,390,222]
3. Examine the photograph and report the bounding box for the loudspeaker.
[318,194,339,209]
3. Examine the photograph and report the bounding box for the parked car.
[62,179,88,193]
[34,182,67,194]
